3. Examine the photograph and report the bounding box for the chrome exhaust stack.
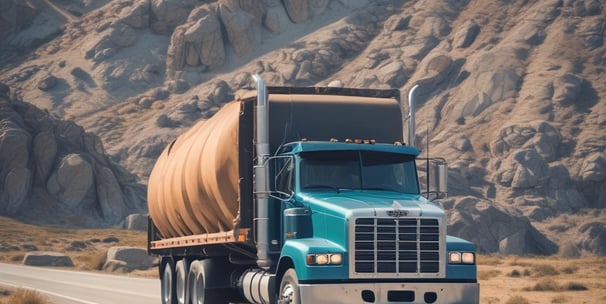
[407,84,420,146]
[252,74,272,269]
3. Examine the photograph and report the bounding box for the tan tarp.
[148,101,241,238]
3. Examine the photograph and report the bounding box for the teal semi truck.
[147,75,479,304]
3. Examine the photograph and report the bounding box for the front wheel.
[278,268,301,304]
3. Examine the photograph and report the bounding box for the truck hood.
[296,190,445,219]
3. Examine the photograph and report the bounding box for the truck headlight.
[306,253,343,265]
[462,252,475,264]
[449,252,461,263]
[448,251,475,264]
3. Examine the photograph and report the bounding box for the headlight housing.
[306,253,343,265]
[448,251,475,264]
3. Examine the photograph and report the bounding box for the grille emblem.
[387,209,408,217]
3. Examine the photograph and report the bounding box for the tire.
[161,259,177,304]
[188,259,230,304]
[175,259,189,304]
[278,268,301,304]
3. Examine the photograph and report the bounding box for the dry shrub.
[506,295,530,304]
[0,287,11,296]
[509,269,521,277]
[6,289,48,304]
[563,281,588,291]
[526,278,560,291]
[532,264,560,277]
[560,265,579,274]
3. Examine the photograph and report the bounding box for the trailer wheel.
[278,269,301,304]
[188,260,230,304]
[161,259,177,304]
[175,259,189,304]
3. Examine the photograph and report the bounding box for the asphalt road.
[0,263,159,304]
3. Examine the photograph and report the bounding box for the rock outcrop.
[0,85,145,226]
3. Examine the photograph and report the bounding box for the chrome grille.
[353,217,441,275]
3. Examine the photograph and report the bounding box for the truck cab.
[268,141,479,303]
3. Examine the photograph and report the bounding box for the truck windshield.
[299,150,419,194]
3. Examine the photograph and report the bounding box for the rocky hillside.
[0,0,605,255]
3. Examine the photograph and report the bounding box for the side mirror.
[418,158,448,200]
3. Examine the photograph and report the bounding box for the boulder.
[103,247,156,272]
[150,0,194,34]
[579,153,606,182]
[123,213,148,231]
[118,0,150,29]
[263,6,283,33]
[219,3,256,56]
[490,121,561,162]
[577,221,606,255]
[510,149,550,189]
[166,26,187,77]
[199,15,226,68]
[22,252,74,267]
[96,166,126,221]
[47,154,94,209]
[2,167,31,215]
[283,0,309,23]
[108,22,137,48]
[32,131,57,183]
[0,121,31,215]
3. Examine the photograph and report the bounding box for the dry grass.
[0,216,152,276]
[0,288,48,304]
[479,255,606,304]
[0,216,159,304]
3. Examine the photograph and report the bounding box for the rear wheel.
[278,268,301,304]
[188,259,230,304]
[161,259,177,304]
[175,259,189,304]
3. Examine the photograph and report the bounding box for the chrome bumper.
[298,281,479,304]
